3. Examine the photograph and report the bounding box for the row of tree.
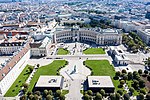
[83,89,133,100]
[114,69,150,100]
[63,18,112,29]
[20,89,65,100]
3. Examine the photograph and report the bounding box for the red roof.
[0,39,32,81]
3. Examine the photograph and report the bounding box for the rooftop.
[115,55,129,61]
[88,76,114,88]
[35,76,63,88]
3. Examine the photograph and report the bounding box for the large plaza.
[2,41,149,100]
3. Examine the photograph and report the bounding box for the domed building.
[145,5,150,20]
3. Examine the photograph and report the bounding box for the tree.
[123,74,128,82]
[129,87,134,95]
[140,89,147,95]
[145,57,150,68]
[37,64,40,68]
[133,74,140,80]
[133,80,139,88]
[128,72,133,80]
[131,46,138,53]
[27,91,32,97]
[144,70,148,75]
[60,94,65,100]
[44,89,48,97]
[115,71,121,76]
[147,75,150,82]
[120,80,125,85]
[48,90,53,95]
[115,93,121,100]
[89,96,92,100]
[94,93,102,100]
[139,80,145,88]
[28,66,34,73]
[29,94,34,100]
[22,88,27,94]
[33,94,39,100]
[23,83,29,89]
[123,93,130,100]
[87,90,93,96]
[133,71,139,76]
[122,69,127,74]
[56,90,61,97]
[138,93,144,100]
[117,90,123,96]
[46,95,53,100]
[109,93,116,100]
[83,94,90,100]
[20,95,27,100]
[35,91,41,96]
[138,69,143,75]
[100,89,105,97]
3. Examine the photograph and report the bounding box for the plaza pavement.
[27,58,54,66]
[60,60,91,100]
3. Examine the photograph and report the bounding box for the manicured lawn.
[84,60,120,92]
[57,48,69,55]
[4,65,33,97]
[84,60,115,76]
[112,79,120,91]
[83,48,105,54]
[28,60,67,91]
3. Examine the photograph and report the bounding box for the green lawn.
[84,60,145,96]
[57,48,69,55]
[4,65,33,97]
[28,60,67,91]
[83,48,105,54]
[84,60,120,92]
[84,60,115,76]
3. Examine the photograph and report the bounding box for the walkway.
[60,60,91,100]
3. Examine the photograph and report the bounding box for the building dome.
[146,5,150,12]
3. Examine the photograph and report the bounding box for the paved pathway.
[27,58,53,66]
[60,60,91,100]
[66,79,82,100]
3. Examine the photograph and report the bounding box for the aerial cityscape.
[0,0,150,100]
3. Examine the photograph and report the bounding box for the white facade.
[109,46,129,66]
[137,29,150,45]
[0,50,30,96]
[0,45,22,55]
[30,37,51,57]
[112,20,145,32]
[54,28,122,45]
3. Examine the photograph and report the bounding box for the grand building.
[53,27,122,45]
[137,29,150,45]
